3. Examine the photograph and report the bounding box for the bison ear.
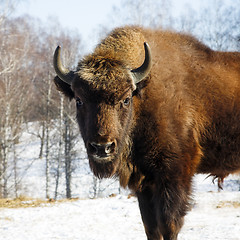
[133,78,150,97]
[54,76,74,100]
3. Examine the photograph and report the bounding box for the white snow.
[1,176,240,240]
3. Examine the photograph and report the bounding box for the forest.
[0,0,240,200]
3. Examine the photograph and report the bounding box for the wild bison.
[53,26,240,240]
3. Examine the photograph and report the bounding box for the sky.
[13,0,204,52]
[15,0,122,37]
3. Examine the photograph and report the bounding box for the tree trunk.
[54,96,64,200]
[64,115,72,199]
[45,76,52,199]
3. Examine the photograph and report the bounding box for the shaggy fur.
[53,26,240,240]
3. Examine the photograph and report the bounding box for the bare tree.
[30,20,83,199]
[173,0,240,51]
[0,17,33,197]
[109,0,172,29]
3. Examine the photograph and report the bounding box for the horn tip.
[55,45,61,53]
[143,42,151,54]
[54,46,61,56]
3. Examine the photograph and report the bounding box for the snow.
[0,193,239,240]
[1,122,240,239]
[1,177,240,239]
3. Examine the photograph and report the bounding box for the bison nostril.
[105,142,115,154]
[89,142,99,155]
[88,142,116,157]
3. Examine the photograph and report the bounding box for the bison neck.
[121,85,203,193]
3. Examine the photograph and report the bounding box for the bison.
[53,26,240,240]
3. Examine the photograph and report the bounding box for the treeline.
[110,0,240,51]
[0,12,84,198]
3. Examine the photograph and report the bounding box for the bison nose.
[88,141,116,158]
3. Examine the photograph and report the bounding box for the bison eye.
[76,97,83,107]
[123,97,131,106]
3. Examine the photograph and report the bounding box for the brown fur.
[54,26,240,240]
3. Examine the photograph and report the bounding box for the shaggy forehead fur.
[75,54,134,100]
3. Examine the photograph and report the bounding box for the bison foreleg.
[156,178,192,240]
[137,185,163,240]
[137,178,192,240]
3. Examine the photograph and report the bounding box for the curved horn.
[131,42,152,84]
[53,46,74,85]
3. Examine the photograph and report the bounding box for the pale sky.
[13,0,235,52]
[15,0,203,33]
[15,0,122,41]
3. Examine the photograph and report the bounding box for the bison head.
[53,43,151,178]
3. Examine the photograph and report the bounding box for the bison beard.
[89,158,118,179]
[53,26,240,240]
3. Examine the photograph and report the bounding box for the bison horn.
[53,46,75,85]
[131,42,152,85]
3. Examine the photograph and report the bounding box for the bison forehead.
[76,55,134,93]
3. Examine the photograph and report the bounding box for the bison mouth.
[88,155,120,179]
[89,154,112,163]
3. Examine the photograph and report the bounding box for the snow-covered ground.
[1,175,240,240]
[1,122,240,239]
